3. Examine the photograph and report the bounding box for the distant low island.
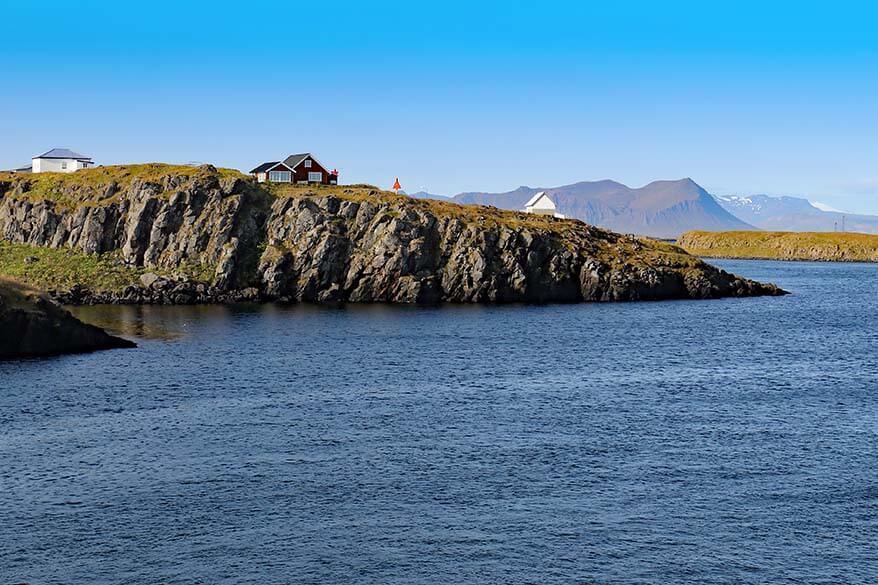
[679,230,878,262]
[0,164,785,312]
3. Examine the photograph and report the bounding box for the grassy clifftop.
[266,181,579,235]
[1,164,578,234]
[0,164,784,301]
[0,163,244,208]
[0,165,587,294]
[679,230,878,262]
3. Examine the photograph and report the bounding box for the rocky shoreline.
[1,164,786,305]
[51,273,265,305]
[0,278,135,359]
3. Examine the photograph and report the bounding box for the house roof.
[524,191,555,208]
[283,152,333,171]
[33,148,92,160]
[250,161,280,173]
[250,161,295,174]
[282,153,310,169]
[252,153,331,174]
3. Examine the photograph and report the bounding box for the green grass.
[678,230,878,262]
[2,164,582,235]
[0,240,222,293]
[0,242,146,291]
[0,163,246,209]
[0,242,218,292]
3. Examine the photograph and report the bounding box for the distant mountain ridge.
[411,182,878,236]
[714,194,878,234]
[452,178,755,238]
[409,191,450,201]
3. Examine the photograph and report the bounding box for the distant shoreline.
[691,254,878,264]
[678,230,878,263]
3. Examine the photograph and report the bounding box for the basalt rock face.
[258,195,780,303]
[0,280,135,359]
[0,167,269,291]
[0,166,785,304]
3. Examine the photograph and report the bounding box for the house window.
[61,162,68,169]
[308,172,323,183]
[304,160,312,168]
[269,170,292,182]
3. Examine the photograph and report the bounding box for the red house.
[250,153,338,185]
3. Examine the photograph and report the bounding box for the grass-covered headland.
[678,230,878,262]
[0,164,785,303]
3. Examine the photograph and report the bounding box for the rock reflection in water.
[68,303,253,340]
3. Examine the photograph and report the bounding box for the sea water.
[1,260,876,583]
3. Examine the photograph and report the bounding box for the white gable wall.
[32,158,91,173]
[524,193,557,215]
[522,192,565,218]
[527,195,556,211]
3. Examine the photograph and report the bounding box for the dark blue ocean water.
[1,259,877,584]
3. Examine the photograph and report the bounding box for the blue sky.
[2,0,878,211]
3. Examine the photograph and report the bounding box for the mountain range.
[424,179,754,238]
[714,194,878,234]
[412,182,878,237]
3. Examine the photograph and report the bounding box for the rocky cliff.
[0,278,135,358]
[0,164,785,304]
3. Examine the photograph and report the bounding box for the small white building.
[31,149,94,173]
[523,191,565,219]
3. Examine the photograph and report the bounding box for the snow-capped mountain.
[714,194,878,233]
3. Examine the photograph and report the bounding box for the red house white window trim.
[269,170,292,182]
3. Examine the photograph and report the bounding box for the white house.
[523,191,565,219]
[31,149,94,173]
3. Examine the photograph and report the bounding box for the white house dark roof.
[524,191,555,208]
[34,148,92,160]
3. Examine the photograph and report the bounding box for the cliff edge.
[0,164,785,304]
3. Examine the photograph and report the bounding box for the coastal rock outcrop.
[0,278,135,358]
[0,165,786,304]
